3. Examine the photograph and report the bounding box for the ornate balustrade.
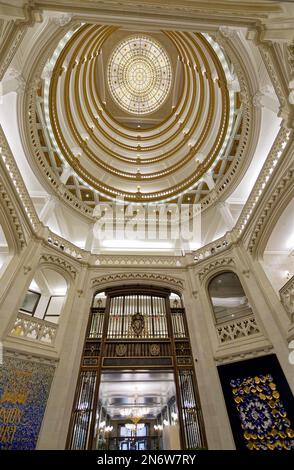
[235,127,291,240]
[47,231,88,261]
[10,312,58,345]
[216,313,261,344]
[0,126,40,231]
[193,234,230,263]
[279,275,294,321]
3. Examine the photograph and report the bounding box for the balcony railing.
[216,313,260,344]
[10,312,57,345]
[279,275,294,320]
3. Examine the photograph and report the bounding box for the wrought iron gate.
[66,285,206,449]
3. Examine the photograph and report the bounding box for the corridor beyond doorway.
[95,370,180,450]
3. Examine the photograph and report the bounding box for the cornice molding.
[0,5,43,80]
[91,272,184,290]
[0,125,40,232]
[94,254,184,268]
[2,346,58,366]
[21,1,286,28]
[214,344,273,365]
[39,253,78,280]
[198,256,235,283]
[0,177,26,252]
[258,42,293,126]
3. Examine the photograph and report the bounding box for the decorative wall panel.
[0,355,55,450]
[218,355,294,450]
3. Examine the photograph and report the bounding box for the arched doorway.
[67,285,206,450]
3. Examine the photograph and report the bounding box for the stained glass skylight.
[107,36,172,115]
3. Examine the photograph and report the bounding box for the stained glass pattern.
[107,36,172,115]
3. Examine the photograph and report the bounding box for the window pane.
[208,272,252,324]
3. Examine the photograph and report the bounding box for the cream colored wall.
[0,237,293,449]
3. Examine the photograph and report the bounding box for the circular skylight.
[107,35,172,115]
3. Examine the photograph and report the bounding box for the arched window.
[208,271,252,324]
[19,268,68,324]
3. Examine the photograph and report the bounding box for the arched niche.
[208,271,252,324]
[19,267,68,324]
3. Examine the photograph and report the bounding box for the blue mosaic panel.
[230,374,294,450]
[218,355,294,450]
[0,355,55,449]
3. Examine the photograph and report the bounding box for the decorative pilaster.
[234,244,294,393]
[0,238,43,340]
[37,265,93,449]
[184,268,235,449]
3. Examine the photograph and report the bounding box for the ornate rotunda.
[0,0,293,452]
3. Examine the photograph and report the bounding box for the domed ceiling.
[28,24,243,207]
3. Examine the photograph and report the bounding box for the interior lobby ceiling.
[0,1,286,254]
[24,22,246,206]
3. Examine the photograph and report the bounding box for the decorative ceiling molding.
[21,1,287,27]
[91,272,184,290]
[0,126,40,232]
[39,253,78,280]
[0,178,26,253]
[258,42,293,126]
[0,6,43,80]
[95,254,184,267]
[0,3,292,274]
[31,25,237,204]
[198,257,235,283]
[20,21,262,214]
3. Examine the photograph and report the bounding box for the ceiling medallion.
[107,35,172,115]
